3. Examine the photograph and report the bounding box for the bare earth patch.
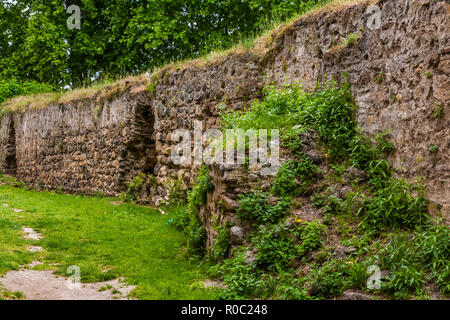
[0,270,136,300]
[292,201,323,222]
[0,215,136,300]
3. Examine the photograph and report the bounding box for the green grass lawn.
[0,184,218,299]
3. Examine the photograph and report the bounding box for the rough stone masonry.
[0,0,448,232]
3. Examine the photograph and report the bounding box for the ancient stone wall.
[148,53,264,200]
[264,0,450,216]
[0,0,448,228]
[0,53,264,199]
[199,0,450,246]
[0,92,153,196]
[0,115,17,175]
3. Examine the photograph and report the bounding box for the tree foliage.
[0,0,325,89]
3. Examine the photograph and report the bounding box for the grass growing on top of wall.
[0,182,219,300]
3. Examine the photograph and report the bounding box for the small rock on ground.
[22,227,43,241]
[341,290,372,300]
[199,280,226,289]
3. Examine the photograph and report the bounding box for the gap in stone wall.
[4,118,17,175]
[119,104,156,188]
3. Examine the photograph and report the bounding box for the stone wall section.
[264,0,449,214]
[3,94,146,196]
[0,0,448,224]
[0,115,17,175]
[149,53,264,195]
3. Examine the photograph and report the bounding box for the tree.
[0,0,324,90]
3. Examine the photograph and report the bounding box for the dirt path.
[0,210,136,300]
[1,270,135,300]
